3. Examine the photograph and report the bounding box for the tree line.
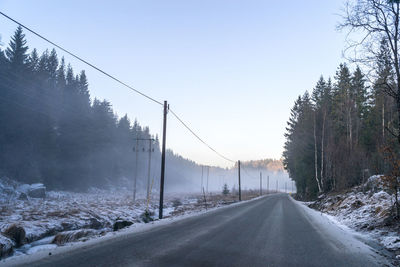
[283,0,400,201]
[283,43,399,199]
[0,26,215,192]
[283,60,397,198]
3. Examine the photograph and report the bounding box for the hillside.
[239,159,285,173]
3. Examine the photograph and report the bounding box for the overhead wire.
[169,109,236,164]
[0,10,238,166]
[0,11,163,106]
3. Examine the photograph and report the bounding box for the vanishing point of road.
[5,194,393,267]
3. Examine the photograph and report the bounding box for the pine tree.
[27,49,39,71]
[47,49,59,82]
[283,92,319,199]
[5,26,28,70]
[222,183,230,195]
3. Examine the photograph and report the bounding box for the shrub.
[222,184,230,195]
[172,198,182,208]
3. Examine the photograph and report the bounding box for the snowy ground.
[0,177,261,260]
[304,175,400,259]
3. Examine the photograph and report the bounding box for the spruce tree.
[5,26,28,70]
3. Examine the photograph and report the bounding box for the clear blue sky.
[0,0,346,168]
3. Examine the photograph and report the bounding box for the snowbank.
[0,176,259,260]
[307,175,400,257]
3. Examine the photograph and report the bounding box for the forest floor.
[0,177,263,260]
[304,175,400,259]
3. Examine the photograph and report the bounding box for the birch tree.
[340,0,400,142]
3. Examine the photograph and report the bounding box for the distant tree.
[222,183,230,195]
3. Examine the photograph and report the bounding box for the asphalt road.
[6,194,393,267]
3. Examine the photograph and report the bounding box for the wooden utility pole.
[276,180,278,193]
[146,140,153,201]
[267,175,269,193]
[285,182,287,193]
[238,160,241,201]
[202,187,207,210]
[133,138,154,202]
[206,166,209,193]
[201,165,204,194]
[133,138,138,202]
[259,172,262,196]
[159,101,168,219]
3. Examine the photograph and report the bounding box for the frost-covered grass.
[307,175,400,256]
[0,178,260,260]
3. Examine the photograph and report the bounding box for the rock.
[88,218,103,230]
[0,235,14,259]
[113,220,133,231]
[52,230,97,245]
[3,224,26,247]
[28,183,46,198]
[18,192,28,200]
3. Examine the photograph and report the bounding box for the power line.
[169,109,236,163]
[0,11,163,106]
[0,10,238,166]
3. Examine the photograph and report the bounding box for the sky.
[0,0,347,168]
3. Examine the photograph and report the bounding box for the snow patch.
[305,175,400,258]
[0,176,262,261]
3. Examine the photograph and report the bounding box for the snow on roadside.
[304,175,400,256]
[2,193,267,267]
[0,177,261,261]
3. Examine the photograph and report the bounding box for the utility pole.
[133,138,138,202]
[133,138,154,202]
[285,182,287,193]
[206,166,209,193]
[201,165,204,194]
[159,101,168,219]
[267,175,269,193]
[238,160,242,201]
[259,172,262,196]
[276,180,278,193]
[292,181,294,193]
[146,140,153,201]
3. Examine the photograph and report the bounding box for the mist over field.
[2,0,400,265]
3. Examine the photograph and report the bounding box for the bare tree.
[339,0,400,143]
[314,111,322,193]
